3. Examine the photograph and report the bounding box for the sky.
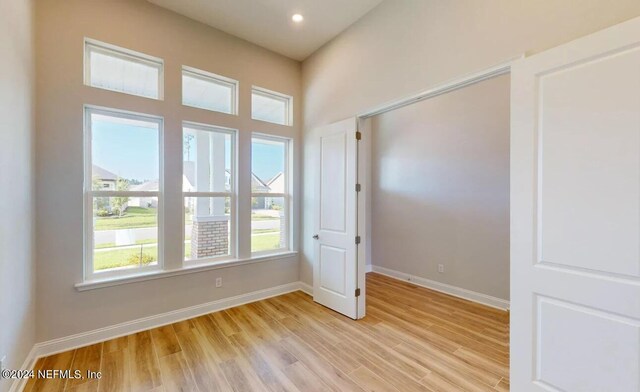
[92,116,284,183]
[92,118,159,182]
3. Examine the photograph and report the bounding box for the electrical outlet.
[438,264,445,273]
[1,355,6,372]
[215,277,222,288]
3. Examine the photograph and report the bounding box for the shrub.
[127,253,155,265]
[96,209,111,217]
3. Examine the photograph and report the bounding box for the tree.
[92,175,109,212]
[184,134,195,160]
[111,178,130,217]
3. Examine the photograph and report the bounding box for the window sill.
[75,251,298,292]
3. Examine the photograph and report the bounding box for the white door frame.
[354,57,521,316]
[311,58,519,326]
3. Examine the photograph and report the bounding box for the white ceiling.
[147,0,384,61]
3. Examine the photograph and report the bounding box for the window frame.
[182,121,238,266]
[251,86,293,126]
[250,133,292,256]
[182,66,239,115]
[83,105,165,281]
[84,38,165,100]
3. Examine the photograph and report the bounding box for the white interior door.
[511,17,640,391]
[313,117,361,319]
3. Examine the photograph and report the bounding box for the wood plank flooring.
[25,273,510,391]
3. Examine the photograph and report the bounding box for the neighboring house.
[92,164,117,190]
[183,160,274,210]
[265,172,284,209]
[129,180,159,208]
[92,165,118,213]
[251,172,270,209]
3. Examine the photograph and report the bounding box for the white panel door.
[313,117,360,319]
[511,16,640,391]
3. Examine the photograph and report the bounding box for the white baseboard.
[298,281,313,296]
[30,281,306,361]
[11,271,507,391]
[371,265,509,311]
[365,264,373,273]
[8,346,38,392]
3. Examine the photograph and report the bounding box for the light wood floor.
[26,273,509,391]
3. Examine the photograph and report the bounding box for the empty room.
[1,1,639,391]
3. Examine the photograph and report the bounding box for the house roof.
[92,164,117,181]
[183,160,270,191]
[251,173,269,190]
[130,180,159,192]
[265,172,283,186]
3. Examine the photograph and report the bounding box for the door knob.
[313,234,319,240]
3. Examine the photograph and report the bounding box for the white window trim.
[83,105,165,282]
[182,121,238,266]
[251,86,293,126]
[84,38,165,100]
[182,66,239,115]
[251,133,292,256]
[75,251,298,291]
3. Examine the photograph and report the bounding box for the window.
[84,39,163,100]
[251,87,292,126]
[251,135,290,254]
[84,107,163,280]
[183,123,235,263]
[182,66,238,114]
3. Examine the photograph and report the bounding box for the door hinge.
[355,183,361,192]
[355,236,361,244]
[355,131,362,141]
[355,288,361,297]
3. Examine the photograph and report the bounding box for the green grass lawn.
[252,228,278,234]
[94,230,280,271]
[95,206,157,231]
[94,244,157,271]
[251,233,281,252]
[251,214,279,221]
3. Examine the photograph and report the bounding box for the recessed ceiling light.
[292,14,304,23]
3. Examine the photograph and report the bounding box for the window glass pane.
[93,197,158,272]
[184,197,231,260]
[182,70,235,114]
[251,138,285,192]
[87,44,161,99]
[251,136,287,253]
[183,127,232,192]
[252,90,289,125]
[251,197,285,253]
[91,113,159,187]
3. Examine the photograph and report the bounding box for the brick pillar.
[191,217,229,259]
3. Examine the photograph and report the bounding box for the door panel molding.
[511,15,640,391]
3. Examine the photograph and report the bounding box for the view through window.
[183,124,235,262]
[86,109,162,277]
[251,136,289,253]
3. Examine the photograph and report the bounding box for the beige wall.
[371,75,510,300]
[0,0,36,389]
[300,0,640,285]
[35,0,301,341]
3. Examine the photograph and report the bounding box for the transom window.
[251,135,290,254]
[251,87,292,126]
[182,66,238,114]
[183,123,236,263]
[84,39,164,100]
[84,107,163,280]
